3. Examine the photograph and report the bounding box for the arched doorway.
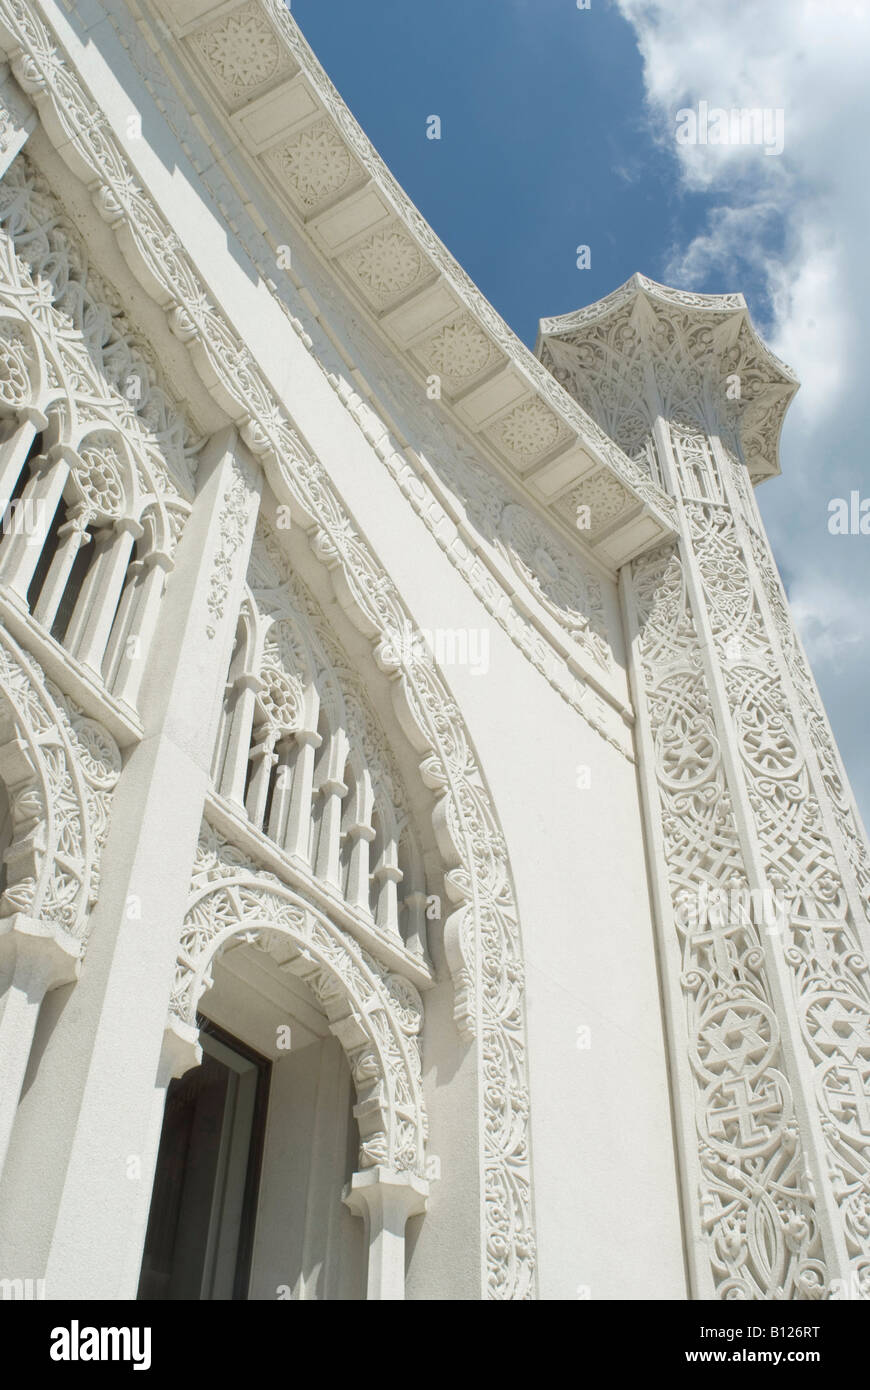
[138,941,367,1301]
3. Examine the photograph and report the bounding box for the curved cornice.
[147,0,677,567]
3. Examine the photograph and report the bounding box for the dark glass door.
[138,1022,270,1301]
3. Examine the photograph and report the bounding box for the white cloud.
[616,0,870,824]
[790,572,867,670]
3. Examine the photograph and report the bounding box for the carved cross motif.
[708,1075,783,1147]
[825,1065,870,1137]
[689,917,746,981]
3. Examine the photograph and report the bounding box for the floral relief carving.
[341,227,430,309]
[0,626,120,940]
[414,311,499,393]
[555,465,637,539]
[189,0,288,103]
[263,117,357,213]
[206,461,257,639]
[493,398,572,466]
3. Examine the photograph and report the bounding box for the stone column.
[0,445,70,605]
[0,427,262,1298]
[30,505,93,632]
[0,407,46,504]
[343,1167,428,1301]
[539,277,870,1301]
[219,672,264,811]
[68,517,144,678]
[282,726,321,862]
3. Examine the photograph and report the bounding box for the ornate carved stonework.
[0,154,200,511]
[492,399,573,468]
[264,117,359,214]
[591,277,870,1298]
[180,820,427,1175]
[413,311,500,394]
[341,227,431,309]
[627,542,824,1299]
[0,62,29,155]
[0,627,120,940]
[98,0,626,762]
[0,2,534,1297]
[256,0,677,535]
[555,465,639,540]
[189,0,292,105]
[205,459,257,639]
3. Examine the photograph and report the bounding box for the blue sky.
[292,0,870,830]
[292,0,726,334]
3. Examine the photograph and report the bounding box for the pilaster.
[543,278,870,1300]
[0,427,262,1298]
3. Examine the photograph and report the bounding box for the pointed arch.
[177,824,426,1175]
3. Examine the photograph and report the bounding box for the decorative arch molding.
[0,9,535,1298]
[0,624,120,940]
[178,821,427,1176]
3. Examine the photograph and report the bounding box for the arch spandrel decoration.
[0,6,535,1298]
[177,821,427,1176]
[0,158,199,506]
[0,625,120,940]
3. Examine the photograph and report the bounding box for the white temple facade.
[0,0,867,1302]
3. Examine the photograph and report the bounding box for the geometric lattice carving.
[629,542,826,1300]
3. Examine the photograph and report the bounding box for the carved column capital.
[343,1166,429,1301]
[0,911,81,991]
[159,1016,202,1086]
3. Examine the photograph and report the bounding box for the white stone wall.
[0,0,692,1301]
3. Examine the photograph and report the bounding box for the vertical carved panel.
[549,280,870,1296]
[688,456,870,1295]
[629,542,823,1298]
